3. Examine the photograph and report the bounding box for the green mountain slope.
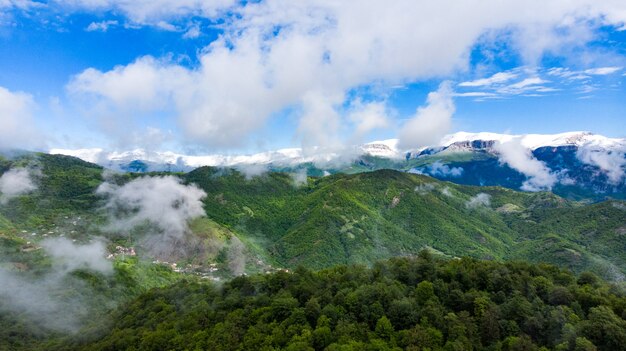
[73,255,626,351]
[185,167,625,278]
[1,154,625,280]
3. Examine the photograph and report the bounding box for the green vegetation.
[0,153,104,230]
[69,254,626,351]
[1,153,626,350]
[1,153,624,280]
[185,167,626,280]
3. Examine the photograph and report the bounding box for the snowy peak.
[361,139,401,158]
[439,131,625,150]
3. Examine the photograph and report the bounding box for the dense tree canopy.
[65,254,626,351]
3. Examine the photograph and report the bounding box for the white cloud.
[182,23,201,39]
[0,168,37,204]
[507,77,548,89]
[155,20,177,31]
[577,145,626,184]
[459,63,624,99]
[547,67,591,80]
[494,138,558,191]
[426,161,464,178]
[398,81,455,150]
[97,176,207,253]
[466,193,491,209]
[0,86,41,150]
[0,237,112,332]
[291,168,308,187]
[459,71,518,87]
[415,183,436,195]
[85,20,118,32]
[234,163,269,180]
[348,99,390,143]
[41,237,113,274]
[67,56,182,111]
[584,66,622,75]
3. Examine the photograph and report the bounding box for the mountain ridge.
[49,131,625,170]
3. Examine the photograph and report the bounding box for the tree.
[375,316,395,342]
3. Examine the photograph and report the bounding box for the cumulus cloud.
[466,193,491,209]
[577,145,626,184]
[0,86,41,150]
[65,1,626,151]
[494,138,558,191]
[398,82,455,150]
[347,100,391,143]
[0,168,38,204]
[0,238,112,332]
[97,176,207,258]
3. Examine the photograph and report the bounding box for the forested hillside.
[69,254,626,351]
[184,166,626,279]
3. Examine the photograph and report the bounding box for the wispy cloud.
[584,66,622,75]
[459,71,518,87]
[86,20,118,32]
[457,64,623,101]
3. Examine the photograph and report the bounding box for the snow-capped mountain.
[439,131,624,150]
[50,131,624,171]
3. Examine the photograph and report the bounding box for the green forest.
[61,254,626,351]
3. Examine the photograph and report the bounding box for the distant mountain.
[49,131,626,200]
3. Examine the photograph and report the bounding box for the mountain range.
[51,131,626,201]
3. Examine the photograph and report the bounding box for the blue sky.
[1,1,625,154]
